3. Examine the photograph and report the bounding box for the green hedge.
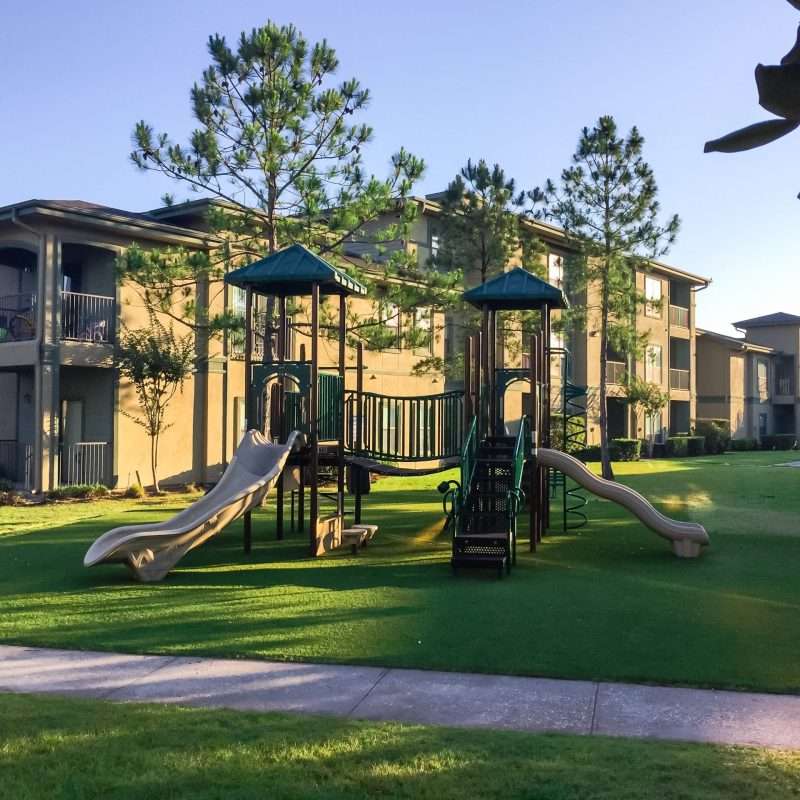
[665,436,705,457]
[48,483,110,501]
[760,434,798,451]
[611,438,641,461]
[730,438,758,451]
[695,420,731,455]
[579,439,640,462]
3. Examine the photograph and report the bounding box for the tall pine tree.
[531,116,679,479]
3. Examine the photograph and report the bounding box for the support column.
[529,333,538,552]
[243,287,253,554]
[542,303,551,531]
[354,341,364,524]
[480,306,489,440]
[463,335,472,429]
[276,295,287,540]
[337,293,346,520]
[309,282,320,555]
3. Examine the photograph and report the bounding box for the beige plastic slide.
[84,430,300,582]
[537,448,709,558]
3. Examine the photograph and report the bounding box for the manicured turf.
[1,452,799,692]
[2,693,799,800]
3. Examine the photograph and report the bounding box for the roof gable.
[462,267,567,310]
[225,244,367,296]
[733,312,800,329]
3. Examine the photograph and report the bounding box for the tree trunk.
[598,282,614,480]
[150,433,160,495]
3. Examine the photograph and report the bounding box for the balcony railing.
[0,440,33,488]
[669,304,690,328]
[605,361,626,385]
[0,293,36,342]
[670,368,690,391]
[775,376,794,395]
[60,441,110,486]
[61,292,114,343]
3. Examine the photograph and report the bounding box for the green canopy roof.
[462,267,567,310]
[225,244,367,297]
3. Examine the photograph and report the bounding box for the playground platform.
[2,644,798,751]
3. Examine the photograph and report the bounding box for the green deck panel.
[225,244,367,297]
[462,267,567,310]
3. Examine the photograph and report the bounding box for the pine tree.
[122,21,456,359]
[532,116,680,479]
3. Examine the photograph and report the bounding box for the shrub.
[611,438,641,461]
[0,489,21,506]
[687,436,705,456]
[730,438,758,452]
[48,483,110,501]
[124,482,145,499]
[695,420,731,455]
[760,434,798,451]
[0,478,14,492]
[666,436,706,458]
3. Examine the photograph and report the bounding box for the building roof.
[225,244,367,297]
[462,267,568,310]
[0,198,214,245]
[732,312,800,329]
[697,328,775,354]
[415,195,711,287]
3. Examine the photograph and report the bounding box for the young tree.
[121,21,456,361]
[531,116,680,479]
[117,316,195,493]
[623,376,669,457]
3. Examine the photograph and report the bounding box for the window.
[756,359,769,397]
[645,276,662,318]
[233,397,247,444]
[382,302,401,348]
[550,328,565,350]
[548,253,564,289]
[645,344,662,383]
[414,307,433,353]
[381,404,399,453]
[231,286,247,317]
[429,227,441,260]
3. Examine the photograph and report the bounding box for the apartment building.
[380,195,711,446]
[0,198,443,493]
[696,314,799,440]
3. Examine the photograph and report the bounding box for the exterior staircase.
[451,429,525,577]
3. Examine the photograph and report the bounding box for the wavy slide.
[537,448,709,558]
[84,430,300,582]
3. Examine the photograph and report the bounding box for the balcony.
[606,360,626,385]
[60,441,110,486]
[61,292,114,343]
[776,376,794,396]
[669,304,689,329]
[670,368,690,391]
[0,294,36,342]
[0,440,33,488]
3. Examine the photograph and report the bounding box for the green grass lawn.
[3,693,799,800]
[1,452,799,692]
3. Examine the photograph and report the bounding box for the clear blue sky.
[2,0,798,335]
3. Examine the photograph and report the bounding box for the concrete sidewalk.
[1,644,799,750]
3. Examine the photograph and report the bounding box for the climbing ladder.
[451,417,529,577]
[549,381,589,532]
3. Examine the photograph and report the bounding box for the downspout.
[10,209,45,493]
[689,280,711,435]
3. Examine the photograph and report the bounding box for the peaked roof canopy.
[225,244,367,297]
[462,267,567,310]
[733,312,800,329]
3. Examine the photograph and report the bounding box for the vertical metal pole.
[543,303,551,531]
[276,294,287,540]
[538,328,546,542]
[355,341,364,524]
[309,282,320,555]
[488,309,497,437]
[529,333,538,552]
[463,335,472,430]
[337,294,346,520]
[243,286,253,554]
[480,306,489,441]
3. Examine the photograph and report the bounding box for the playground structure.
[84,245,708,580]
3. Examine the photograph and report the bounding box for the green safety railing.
[318,373,343,441]
[345,390,463,462]
[460,415,478,498]
[507,415,531,535]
